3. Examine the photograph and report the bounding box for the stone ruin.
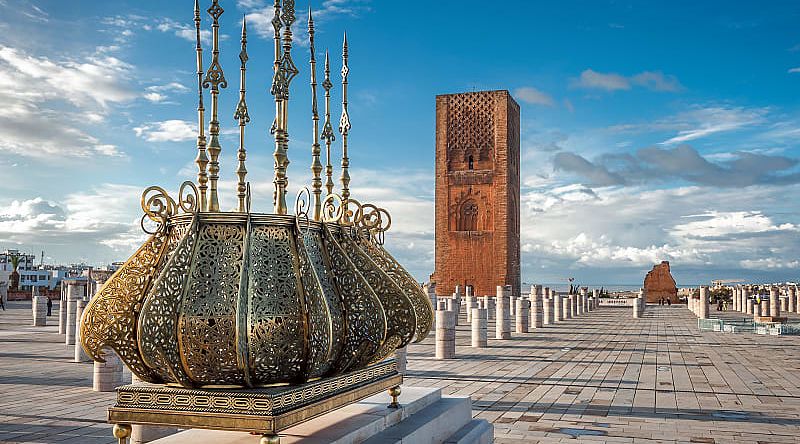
[644,261,678,303]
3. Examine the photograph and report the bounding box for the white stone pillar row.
[698,286,709,319]
[395,347,407,374]
[531,286,543,328]
[58,284,67,334]
[32,294,47,326]
[553,292,562,322]
[788,286,796,314]
[435,309,456,359]
[770,286,780,318]
[496,285,511,340]
[75,299,91,362]
[543,296,553,325]
[563,295,572,320]
[515,298,530,333]
[65,283,82,345]
[483,296,494,320]
[471,308,488,348]
[93,348,123,392]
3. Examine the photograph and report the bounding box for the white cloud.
[740,258,800,269]
[134,120,196,142]
[513,86,554,106]
[661,106,767,144]
[573,69,683,92]
[671,211,796,240]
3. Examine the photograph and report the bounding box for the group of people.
[657,297,672,306]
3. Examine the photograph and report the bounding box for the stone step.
[147,386,450,444]
[360,396,473,444]
[444,419,493,444]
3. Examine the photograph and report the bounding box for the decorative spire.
[193,0,208,211]
[309,7,322,221]
[270,0,298,215]
[203,0,227,212]
[338,32,352,212]
[234,16,250,212]
[322,50,335,197]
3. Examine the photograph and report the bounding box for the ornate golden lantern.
[79,0,432,397]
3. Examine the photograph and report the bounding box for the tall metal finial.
[234,16,250,212]
[338,32,352,214]
[270,0,298,214]
[203,0,227,212]
[193,0,208,211]
[321,50,336,197]
[309,7,323,221]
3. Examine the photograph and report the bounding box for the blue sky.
[1,0,800,285]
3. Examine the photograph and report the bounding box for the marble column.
[58,285,67,334]
[435,309,456,359]
[64,284,80,346]
[531,286,543,328]
[495,286,511,340]
[746,299,754,316]
[515,298,530,333]
[563,295,572,320]
[32,294,47,326]
[471,308,488,348]
[543,296,553,325]
[395,347,407,374]
[770,286,780,318]
[760,299,769,317]
[93,348,123,392]
[74,299,90,362]
[788,286,796,314]
[633,297,641,318]
[698,286,709,319]
[592,288,599,310]
[553,292,562,322]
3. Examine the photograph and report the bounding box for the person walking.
[46,297,52,316]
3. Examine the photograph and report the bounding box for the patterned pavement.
[1,300,799,443]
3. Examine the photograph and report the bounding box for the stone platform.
[147,387,492,444]
[3,301,800,443]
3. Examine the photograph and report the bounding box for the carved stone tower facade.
[433,90,521,297]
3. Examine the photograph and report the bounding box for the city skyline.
[1,1,800,285]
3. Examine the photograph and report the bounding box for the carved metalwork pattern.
[138,218,198,387]
[113,360,398,416]
[302,230,345,374]
[447,91,495,161]
[180,223,245,386]
[357,237,433,343]
[247,225,306,383]
[80,231,168,382]
[295,229,333,379]
[322,225,386,372]
[332,230,415,361]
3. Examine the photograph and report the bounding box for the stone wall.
[643,261,678,303]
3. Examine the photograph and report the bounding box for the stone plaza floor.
[1,300,799,443]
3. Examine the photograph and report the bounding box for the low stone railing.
[598,298,637,307]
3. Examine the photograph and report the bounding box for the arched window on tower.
[468,155,474,170]
[458,199,478,231]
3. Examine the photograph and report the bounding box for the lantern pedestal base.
[108,360,401,440]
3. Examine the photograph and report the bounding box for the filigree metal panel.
[179,223,245,386]
[138,218,198,387]
[295,229,334,379]
[80,232,169,382]
[302,230,345,374]
[358,237,433,343]
[332,229,415,364]
[322,225,386,372]
[247,224,306,383]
